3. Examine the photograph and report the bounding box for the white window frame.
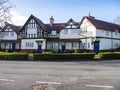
[25,42,34,48]
[51,30,57,36]
[64,29,68,34]
[73,42,78,47]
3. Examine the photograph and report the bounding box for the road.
[0,60,120,90]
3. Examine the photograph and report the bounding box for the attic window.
[51,30,56,35]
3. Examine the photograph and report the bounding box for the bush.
[43,49,60,54]
[33,53,95,61]
[100,52,120,60]
[0,53,28,60]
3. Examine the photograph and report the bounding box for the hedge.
[33,53,95,61]
[0,53,28,60]
[100,52,120,60]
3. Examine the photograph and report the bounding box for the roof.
[3,23,22,35]
[31,15,47,31]
[21,15,81,33]
[20,14,48,32]
[83,16,120,31]
[46,23,65,33]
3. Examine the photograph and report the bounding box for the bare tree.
[0,0,12,27]
[114,15,120,24]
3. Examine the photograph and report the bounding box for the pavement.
[0,60,120,90]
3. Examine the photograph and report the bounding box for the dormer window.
[51,30,56,36]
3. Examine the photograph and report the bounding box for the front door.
[12,43,16,52]
[61,45,65,53]
[37,42,42,53]
[94,41,100,54]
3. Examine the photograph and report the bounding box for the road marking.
[36,81,61,85]
[0,79,15,82]
[86,85,113,88]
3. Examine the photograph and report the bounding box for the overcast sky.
[10,0,120,25]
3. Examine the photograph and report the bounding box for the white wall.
[2,32,17,40]
[80,38,93,50]
[21,39,46,49]
[60,29,80,39]
[2,26,18,40]
[47,42,80,50]
[80,18,96,37]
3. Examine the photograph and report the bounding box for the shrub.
[33,53,95,61]
[43,49,60,54]
[0,53,28,60]
[100,52,120,60]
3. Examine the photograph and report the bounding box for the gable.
[20,15,47,33]
[4,26,12,31]
[20,15,48,38]
[63,19,80,29]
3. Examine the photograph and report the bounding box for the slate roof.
[84,16,120,31]
[32,15,66,33]
[45,23,65,33]
[3,23,22,35]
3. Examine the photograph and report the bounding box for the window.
[11,32,14,36]
[115,30,118,35]
[51,30,56,35]
[73,42,77,47]
[71,29,78,34]
[4,32,9,36]
[81,27,87,32]
[88,42,90,48]
[52,43,58,49]
[25,42,34,47]
[114,43,119,48]
[64,29,68,34]
[106,31,109,36]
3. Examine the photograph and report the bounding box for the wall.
[47,42,80,50]
[21,39,46,50]
[80,18,96,37]
[60,29,80,39]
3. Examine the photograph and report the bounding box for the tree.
[114,15,120,24]
[0,0,12,27]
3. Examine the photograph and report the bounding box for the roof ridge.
[86,16,116,25]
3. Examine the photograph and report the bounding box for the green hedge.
[33,53,95,61]
[100,52,120,60]
[0,53,28,60]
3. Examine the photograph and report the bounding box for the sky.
[9,0,120,25]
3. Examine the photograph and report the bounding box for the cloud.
[10,11,27,26]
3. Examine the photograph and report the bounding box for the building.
[80,16,120,50]
[0,15,120,52]
[0,23,21,51]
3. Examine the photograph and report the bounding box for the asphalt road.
[0,60,120,90]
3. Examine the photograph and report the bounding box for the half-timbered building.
[20,15,82,52]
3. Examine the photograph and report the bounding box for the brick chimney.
[50,16,54,26]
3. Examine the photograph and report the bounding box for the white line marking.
[36,81,61,85]
[0,79,15,82]
[86,85,113,88]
